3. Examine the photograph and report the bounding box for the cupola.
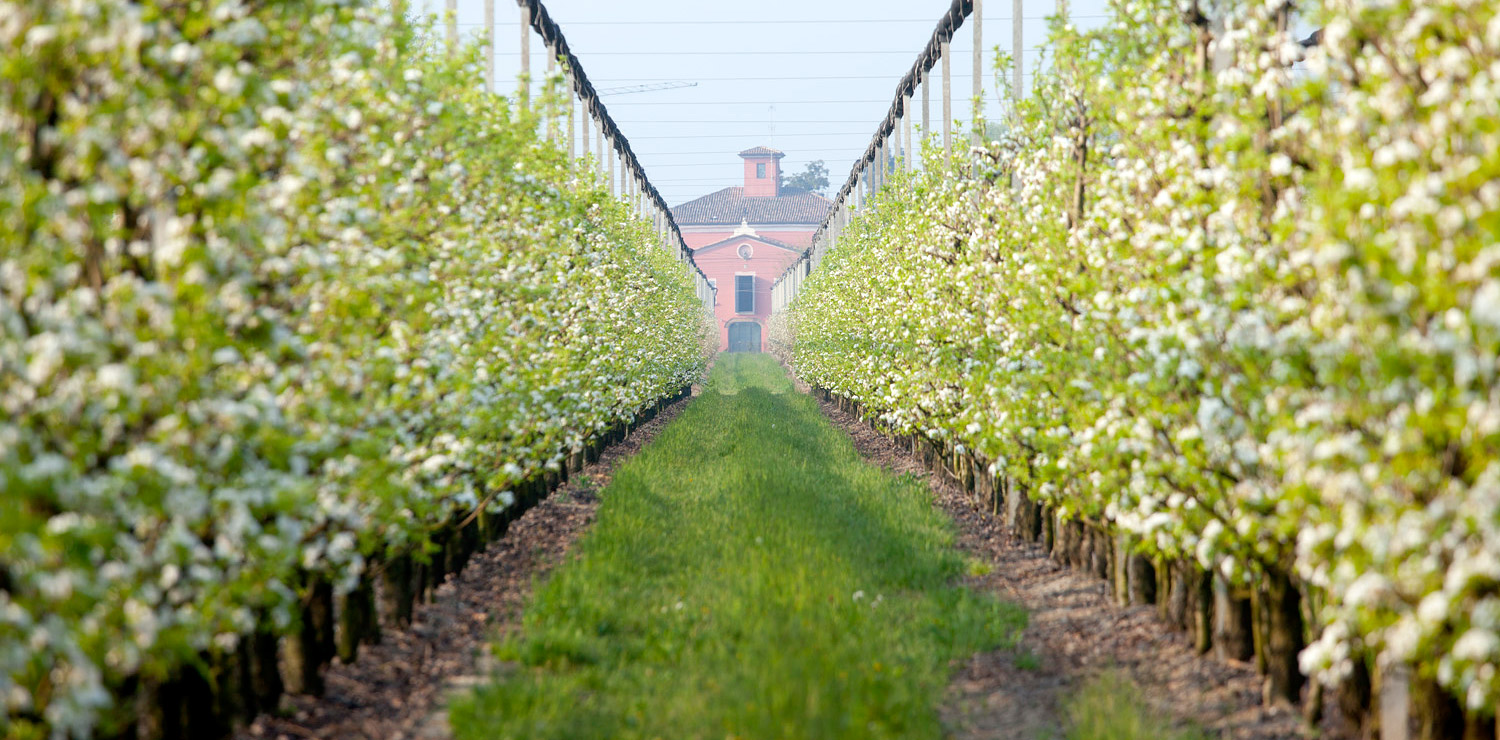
[739,146,785,198]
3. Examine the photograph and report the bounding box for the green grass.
[449,354,1026,740]
[1063,672,1209,740]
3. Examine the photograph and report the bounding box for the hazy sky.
[415,1,1112,206]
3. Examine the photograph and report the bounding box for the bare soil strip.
[814,395,1326,740]
[238,395,694,740]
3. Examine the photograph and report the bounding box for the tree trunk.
[1462,711,1496,740]
[180,657,226,739]
[1156,557,1171,621]
[1113,534,1131,606]
[337,576,378,663]
[975,463,994,514]
[1127,552,1156,605]
[1166,561,1192,631]
[220,644,255,730]
[1213,576,1254,662]
[1090,527,1110,580]
[1337,655,1374,739]
[135,673,179,740]
[284,577,334,695]
[1191,566,1213,654]
[1042,505,1056,552]
[1412,675,1463,740]
[247,624,283,716]
[1263,568,1306,706]
[1252,586,1268,676]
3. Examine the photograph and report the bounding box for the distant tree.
[780,160,829,195]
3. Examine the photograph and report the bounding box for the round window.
[737,243,753,260]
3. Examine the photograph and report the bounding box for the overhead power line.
[597,81,699,96]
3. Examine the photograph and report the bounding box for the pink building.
[672,147,831,352]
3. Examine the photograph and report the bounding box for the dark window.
[756,163,766,178]
[735,275,754,314]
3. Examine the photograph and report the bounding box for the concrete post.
[596,123,604,182]
[1013,0,1024,104]
[445,0,457,55]
[921,70,931,141]
[973,0,983,150]
[567,69,576,160]
[902,97,913,169]
[484,0,495,92]
[545,51,556,139]
[518,4,530,108]
[607,142,615,196]
[942,40,952,164]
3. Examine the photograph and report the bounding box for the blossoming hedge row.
[0,1,710,736]
[789,0,1499,726]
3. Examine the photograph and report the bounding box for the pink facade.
[694,231,804,352]
[681,228,815,251]
[671,147,832,352]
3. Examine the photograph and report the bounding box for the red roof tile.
[737,146,785,158]
[672,187,831,226]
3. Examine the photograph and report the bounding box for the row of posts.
[773,0,1047,313]
[434,0,716,311]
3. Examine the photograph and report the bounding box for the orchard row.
[1,2,711,737]
[785,0,1500,730]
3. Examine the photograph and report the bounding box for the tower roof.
[737,146,785,159]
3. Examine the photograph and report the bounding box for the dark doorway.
[727,322,762,353]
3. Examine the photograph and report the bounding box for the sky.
[411,0,1114,207]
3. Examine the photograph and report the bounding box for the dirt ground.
[814,394,1332,740]
[238,395,693,740]
[237,365,1338,740]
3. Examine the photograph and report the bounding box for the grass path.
[448,354,1025,740]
